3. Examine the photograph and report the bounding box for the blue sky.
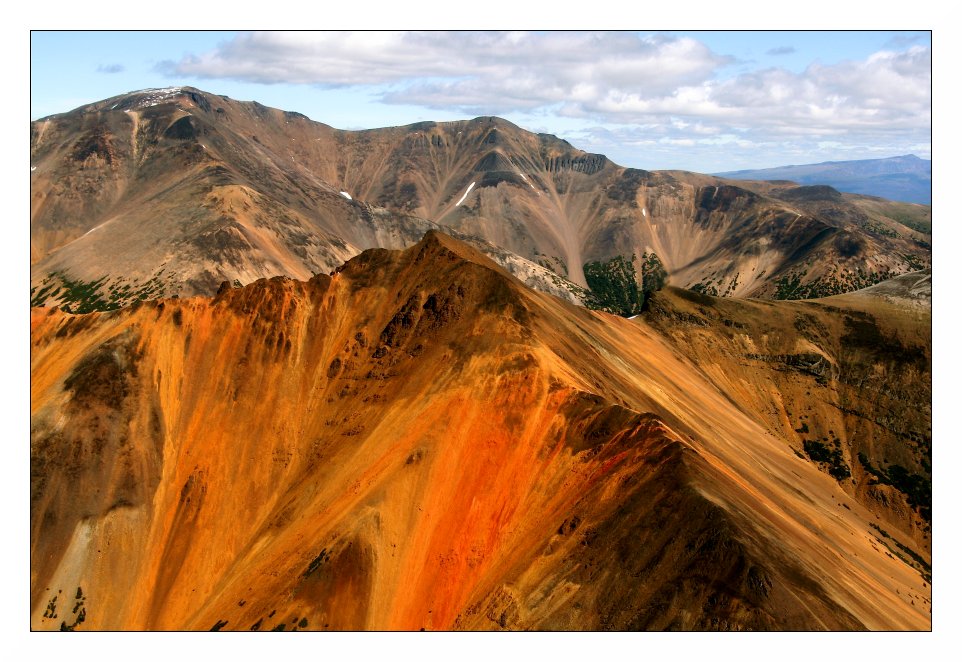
[31,30,931,173]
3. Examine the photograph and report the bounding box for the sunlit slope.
[644,275,931,548]
[31,232,930,631]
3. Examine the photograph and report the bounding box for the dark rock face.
[745,352,838,383]
[776,185,844,203]
[474,151,515,172]
[606,169,651,206]
[696,185,758,214]
[164,116,197,141]
[543,153,607,175]
[478,171,526,189]
[185,90,212,113]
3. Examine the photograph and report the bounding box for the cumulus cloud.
[574,45,930,141]
[163,31,930,168]
[97,63,124,74]
[165,31,729,103]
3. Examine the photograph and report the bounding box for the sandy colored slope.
[30,232,930,631]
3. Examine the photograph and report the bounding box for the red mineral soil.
[30,232,930,631]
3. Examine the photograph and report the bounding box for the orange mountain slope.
[30,232,930,631]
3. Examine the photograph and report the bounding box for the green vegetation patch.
[773,266,905,300]
[31,270,172,313]
[688,282,719,296]
[863,220,899,238]
[902,253,926,270]
[889,212,932,235]
[583,252,666,317]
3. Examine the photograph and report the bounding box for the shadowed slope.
[30,232,930,631]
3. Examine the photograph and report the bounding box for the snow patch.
[340,191,352,200]
[642,207,647,217]
[82,221,109,237]
[455,181,476,207]
[132,87,185,109]
[31,166,37,172]
[628,315,639,320]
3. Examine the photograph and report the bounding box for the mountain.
[715,155,932,205]
[31,87,930,316]
[30,232,930,631]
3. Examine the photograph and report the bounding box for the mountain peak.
[413,229,506,271]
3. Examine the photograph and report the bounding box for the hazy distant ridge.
[716,155,931,205]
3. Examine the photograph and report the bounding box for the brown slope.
[643,280,931,550]
[31,88,930,311]
[30,90,577,310]
[31,232,930,631]
[730,179,932,240]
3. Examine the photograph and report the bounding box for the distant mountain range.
[716,155,931,205]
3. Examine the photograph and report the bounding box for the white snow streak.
[82,223,106,237]
[518,171,537,191]
[642,207,647,217]
[340,191,352,200]
[455,181,476,207]
[31,166,37,172]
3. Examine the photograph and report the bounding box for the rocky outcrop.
[542,152,607,175]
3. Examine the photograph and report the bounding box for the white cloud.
[571,45,930,148]
[163,31,930,171]
[166,31,729,104]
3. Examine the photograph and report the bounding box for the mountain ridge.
[715,154,932,205]
[30,232,931,630]
[31,87,930,314]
